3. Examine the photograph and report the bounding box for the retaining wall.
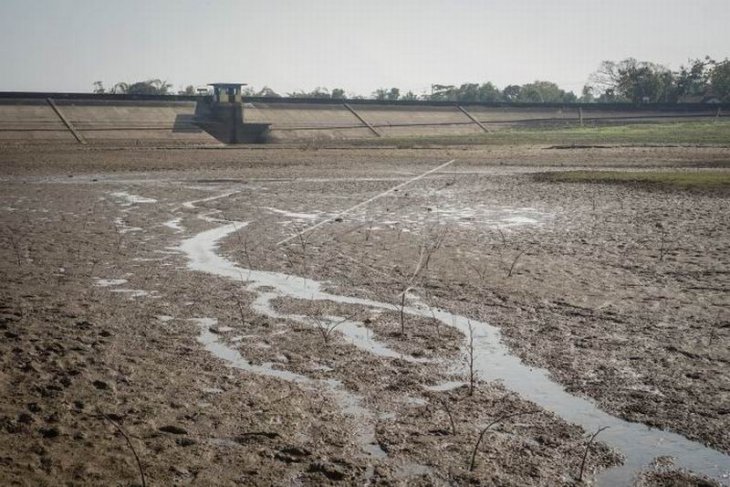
[0,93,727,146]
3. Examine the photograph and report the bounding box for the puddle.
[113,217,143,234]
[182,191,239,209]
[263,207,321,220]
[344,204,550,230]
[111,191,157,205]
[178,207,730,485]
[394,462,434,479]
[202,387,224,394]
[256,298,427,362]
[163,217,183,232]
[110,289,156,299]
[425,205,548,228]
[191,317,386,462]
[95,278,127,287]
[423,381,465,392]
[403,396,427,406]
[335,319,429,362]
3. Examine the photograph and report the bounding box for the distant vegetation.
[93,79,175,95]
[349,121,730,147]
[91,56,730,103]
[536,170,730,189]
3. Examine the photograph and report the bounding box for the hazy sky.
[1,0,728,96]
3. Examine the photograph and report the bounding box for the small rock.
[175,437,197,447]
[39,427,61,439]
[308,461,346,481]
[20,362,39,373]
[159,425,188,435]
[275,445,311,463]
[17,413,34,424]
[92,380,109,390]
[171,465,191,477]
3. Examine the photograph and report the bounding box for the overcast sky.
[0,0,728,96]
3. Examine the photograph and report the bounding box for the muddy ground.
[0,144,728,486]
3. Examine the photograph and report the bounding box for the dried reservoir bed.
[0,145,728,486]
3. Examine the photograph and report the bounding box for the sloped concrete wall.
[0,101,75,143]
[0,98,221,146]
[55,100,220,144]
[0,94,727,145]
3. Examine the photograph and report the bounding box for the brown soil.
[0,144,728,486]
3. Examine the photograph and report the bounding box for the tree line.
[92,56,730,103]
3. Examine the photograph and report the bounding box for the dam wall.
[0,92,727,146]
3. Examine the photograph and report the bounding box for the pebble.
[159,425,188,435]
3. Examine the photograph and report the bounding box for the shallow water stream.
[177,197,729,486]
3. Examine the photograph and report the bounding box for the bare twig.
[364,221,374,242]
[112,221,125,253]
[281,248,296,268]
[437,397,458,435]
[311,314,353,345]
[429,304,442,338]
[98,413,146,487]
[232,291,247,326]
[658,228,669,262]
[578,426,609,482]
[5,226,24,267]
[467,320,477,396]
[496,227,507,248]
[469,410,541,471]
[506,249,525,277]
[399,288,409,335]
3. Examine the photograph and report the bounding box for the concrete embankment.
[0,97,219,146]
[0,93,727,145]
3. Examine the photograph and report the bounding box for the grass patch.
[535,170,730,189]
[349,121,730,147]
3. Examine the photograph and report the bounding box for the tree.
[179,85,196,95]
[710,59,730,101]
[401,91,419,101]
[289,87,331,98]
[673,57,714,100]
[589,59,675,103]
[111,82,129,94]
[477,82,503,102]
[579,85,594,103]
[130,79,172,95]
[256,86,281,97]
[455,83,480,101]
[386,87,400,100]
[515,81,576,103]
[430,84,457,101]
[502,84,521,101]
[92,81,105,94]
[110,79,172,95]
[331,88,346,99]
